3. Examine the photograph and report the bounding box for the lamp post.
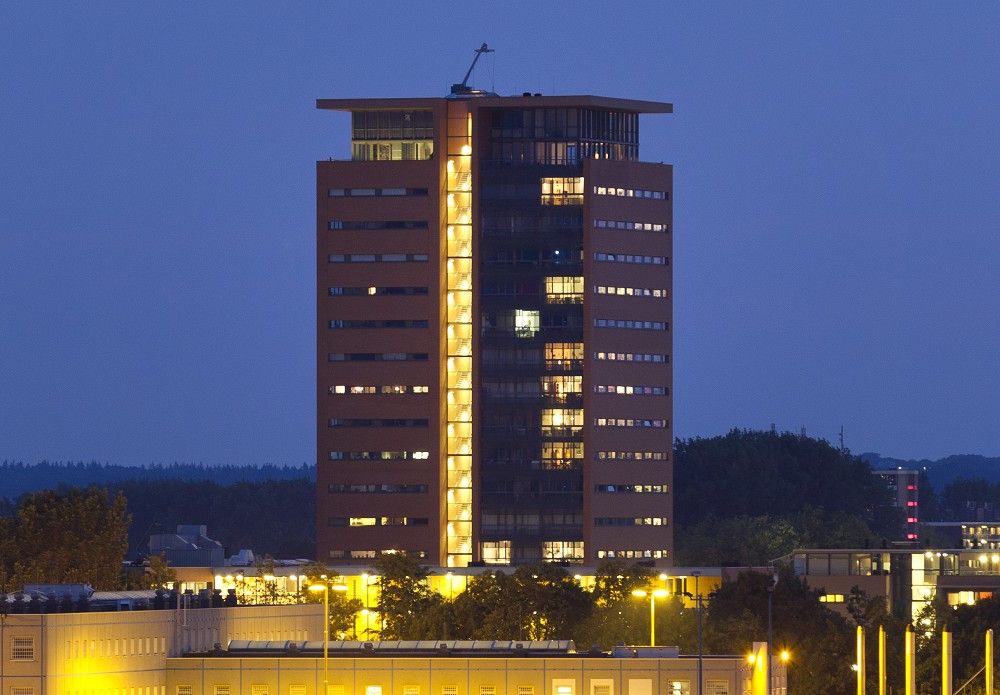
[310,581,348,695]
[631,588,669,646]
[692,571,704,695]
[767,571,778,695]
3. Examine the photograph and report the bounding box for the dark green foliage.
[0,460,314,500]
[674,430,898,564]
[705,570,855,695]
[112,477,314,559]
[373,553,445,640]
[0,487,131,590]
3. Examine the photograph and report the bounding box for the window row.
[329,385,430,395]
[351,109,434,139]
[351,140,434,161]
[596,548,670,559]
[594,252,667,265]
[594,517,669,527]
[596,451,668,461]
[64,635,166,659]
[328,352,429,362]
[593,185,667,200]
[594,417,668,428]
[594,285,667,298]
[594,351,668,363]
[594,219,669,233]
[594,318,668,330]
[328,418,429,428]
[594,385,668,395]
[596,484,669,493]
[328,483,429,494]
[328,253,429,263]
[328,187,428,197]
[329,286,428,297]
[328,451,430,460]
[328,220,429,231]
[328,516,429,527]
[328,320,428,329]
[540,177,585,206]
[329,549,428,559]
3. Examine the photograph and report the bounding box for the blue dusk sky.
[2,3,999,465]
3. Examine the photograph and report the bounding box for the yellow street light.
[632,588,669,646]
[780,649,791,663]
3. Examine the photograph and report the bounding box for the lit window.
[482,540,511,565]
[545,342,583,369]
[514,309,540,338]
[543,541,585,563]
[350,518,377,526]
[542,409,584,435]
[540,177,584,205]
[541,442,585,469]
[541,375,582,402]
[545,276,584,304]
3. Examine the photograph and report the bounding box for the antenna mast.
[449,43,496,97]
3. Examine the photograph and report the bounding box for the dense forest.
[0,460,313,500]
[672,429,899,565]
[5,431,1000,564]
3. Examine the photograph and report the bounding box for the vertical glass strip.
[444,104,474,567]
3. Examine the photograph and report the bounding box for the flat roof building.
[316,89,673,568]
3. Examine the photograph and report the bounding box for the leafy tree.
[145,552,177,589]
[1,487,131,590]
[372,553,444,639]
[295,563,364,639]
[705,570,854,695]
[573,561,652,648]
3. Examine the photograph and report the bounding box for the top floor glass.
[488,108,638,164]
[351,110,434,161]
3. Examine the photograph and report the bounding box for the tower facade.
[316,93,673,568]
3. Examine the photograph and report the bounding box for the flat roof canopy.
[317,95,672,114]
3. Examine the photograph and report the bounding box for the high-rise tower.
[316,90,672,568]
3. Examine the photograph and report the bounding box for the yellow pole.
[649,594,656,647]
[878,625,886,695]
[323,585,329,695]
[942,627,952,695]
[905,624,916,695]
[857,625,866,695]
[986,628,994,695]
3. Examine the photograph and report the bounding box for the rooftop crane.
[449,43,496,97]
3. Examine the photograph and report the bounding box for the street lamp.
[767,571,779,695]
[631,588,669,646]
[310,582,348,695]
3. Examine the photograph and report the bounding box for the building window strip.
[594,385,668,396]
[328,253,429,263]
[596,451,668,461]
[593,219,669,233]
[329,287,429,297]
[595,484,669,493]
[594,351,668,363]
[592,185,667,200]
[594,417,668,428]
[328,320,428,329]
[328,187,429,197]
[594,318,668,331]
[328,419,430,428]
[593,285,667,298]
[328,484,429,494]
[328,220,429,230]
[328,352,429,362]
[594,252,668,265]
[328,451,430,461]
[328,385,430,395]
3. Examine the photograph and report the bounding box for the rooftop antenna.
[449,43,496,98]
